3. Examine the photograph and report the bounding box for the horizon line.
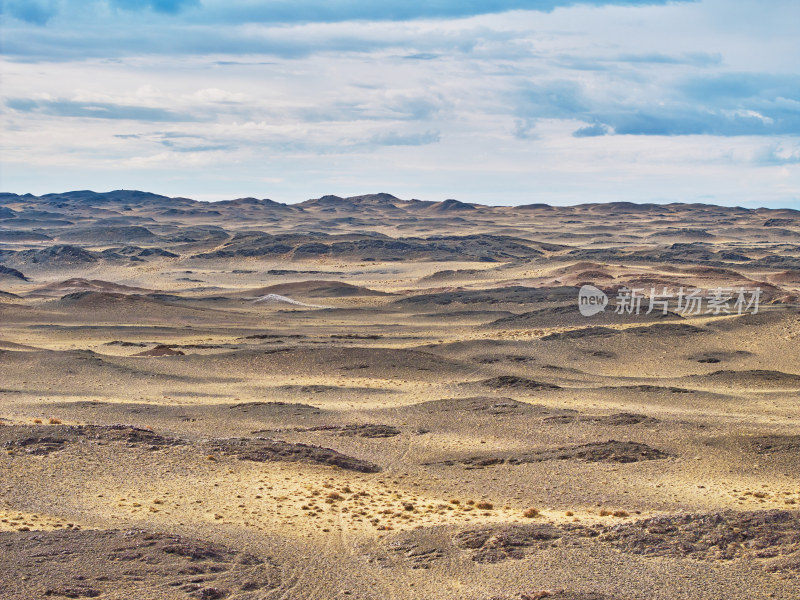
[3,189,799,212]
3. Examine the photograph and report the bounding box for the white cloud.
[1,1,798,208]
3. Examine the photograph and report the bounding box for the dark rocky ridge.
[0,424,380,472]
[0,529,280,600]
[0,265,28,280]
[425,440,671,468]
[600,510,800,574]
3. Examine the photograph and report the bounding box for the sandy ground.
[1,193,800,598]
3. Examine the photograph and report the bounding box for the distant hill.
[0,189,796,268]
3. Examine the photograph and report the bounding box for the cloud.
[604,111,712,136]
[0,21,421,61]
[573,123,610,137]
[192,0,693,25]
[1,0,797,208]
[0,0,58,24]
[160,140,232,152]
[606,73,800,136]
[112,130,231,152]
[109,0,199,14]
[755,143,800,166]
[402,53,440,60]
[0,0,199,25]
[6,98,201,122]
[679,73,799,102]
[574,108,800,138]
[511,70,800,138]
[558,51,723,71]
[0,0,694,27]
[615,52,722,67]
[106,122,440,156]
[513,118,537,139]
[0,14,551,62]
[515,80,589,120]
[369,130,440,146]
[291,91,447,124]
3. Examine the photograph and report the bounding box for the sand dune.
[246,279,391,298]
[33,277,155,295]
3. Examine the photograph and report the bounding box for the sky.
[1,0,799,208]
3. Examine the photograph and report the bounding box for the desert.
[0,190,798,599]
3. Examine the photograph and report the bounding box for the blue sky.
[1,0,798,207]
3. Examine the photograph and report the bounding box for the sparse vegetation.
[0,190,797,599]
